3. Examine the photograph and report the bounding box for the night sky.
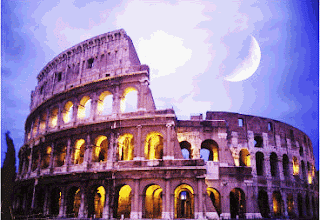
[2,0,319,169]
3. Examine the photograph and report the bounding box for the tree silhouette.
[1,131,16,220]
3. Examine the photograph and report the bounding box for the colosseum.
[14,29,318,219]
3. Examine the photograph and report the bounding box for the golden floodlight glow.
[97,91,112,115]
[118,134,134,161]
[145,132,163,160]
[50,107,59,128]
[240,149,251,167]
[78,96,91,119]
[120,87,137,112]
[174,184,194,219]
[74,139,85,164]
[32,118,39,136]
[145,185,162,219]
[117,185,132,218]
[93,135,108,162]
[39,112,47,132]
[63,101,73,123]
[293,156,299,175]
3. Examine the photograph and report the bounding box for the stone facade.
[14,29,318,219]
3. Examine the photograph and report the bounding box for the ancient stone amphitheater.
[14,29,318,219]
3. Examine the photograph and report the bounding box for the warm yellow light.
[120,87,137,112]
[39,112,47,132]
[74,139,85,164]
[145,132,163,160]
[50,107,58,128]
[213,147,219,162]
[47,146,52,154]
[308,174,312,184]
[63,101,73,123]
[145,185,163,219]
[117,185,132,218]
[97,91,113,115]
[78,96,91,119]
[32,118,39,136]
[93,136,108,162]
[118,134,134,161]
[293,157,299,175]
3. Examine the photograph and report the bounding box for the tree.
[1,131,16,220]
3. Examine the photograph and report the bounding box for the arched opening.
[207,188,221,216]
[293,156,299,175]
[121,87,138,113]
[180,141,192,159]
[118,134,134,161]
[301,160,306,180]
[88,186,106,218]
[255,152,264,176]
[78,96,91,119]
[97,91,113,115]
[287,193,294,217]
[49,188,61,216]
[144,185,163,219]
[258,189,269,218]
[307,162,313,184]
[34,186,45,215]
[39,112,47,133]
[254,135,263,148]
[297,193,303,218]
[239,149,250,167]
[41,146,51,169]
[31,148,40,171]
[114,185,132,218]
[49,107,58,128]
[63,101,74,123]
[270,152,279,177]
[282,154,289,177]
[92,136,108,162]
[305,193,310,217]
[272,191,282,216]
[66,187,81,218]
[145,132,163,160]
[230,188,246,219]
[174,184,194,219]
[55,145,66,167]
[73,139,85,165]
[32,118,39,136]
[200,139,219,162]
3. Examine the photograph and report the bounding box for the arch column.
[66,138,72,171]
[162,180,172,219]
[91,94,98,121]
[220,191,231,219]
[102,182,110,219]
[78,187,87,218]
[28,145,33,174]
[282,193,289,217]
[72,99,79,126]
[58,188,66,218]
[164,122,174,160]
[195,178,205,219]
[49,142,55,172]
[131,179,142,219]
[267,190,275,217]
[57,103,63,128]
[84,134,92,170]
[134,125,143,160]
[112,85,120,114]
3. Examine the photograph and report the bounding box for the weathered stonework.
[14,29,318,219]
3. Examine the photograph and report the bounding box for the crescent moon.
[224,35,261,82]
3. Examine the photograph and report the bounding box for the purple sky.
[2,0,319,169]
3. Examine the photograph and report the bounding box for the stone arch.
[114,184,132,218]
[31,147,40,171]
[49,187,61,216]
[255,151,264,176]
[118,133,134,161]
[73,139,86,165]
[297,193,303,218]
[143,184,163,218]
[92,135,108,162]
[49,106,59,128]
[41,145,52,169]
[87,185,106,218]
[66,186,81,218]
[97,91,113,115]
[258,189,269,218]
[301,160,306,180]
[180,141,192,159]
[200,139,219,162]
[230,188,246,219]
[270,152,279,177]
[145,132,164,160]
[54,143,67,167]
[305,192,311,217]
[287,193,294,217]
[207,188,221,216]
[62,101,74,123]
[34,185,46,215]
[239,149,250,167]
[78,95,91,119]
[282,154,289,177]
[174,184,194,219]
[272,191,282,216]
[293,156,299,175]
[32,117,39,136]
[120,86,138,113]
[39,111,47,133]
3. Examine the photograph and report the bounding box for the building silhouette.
[14,29,318,219]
